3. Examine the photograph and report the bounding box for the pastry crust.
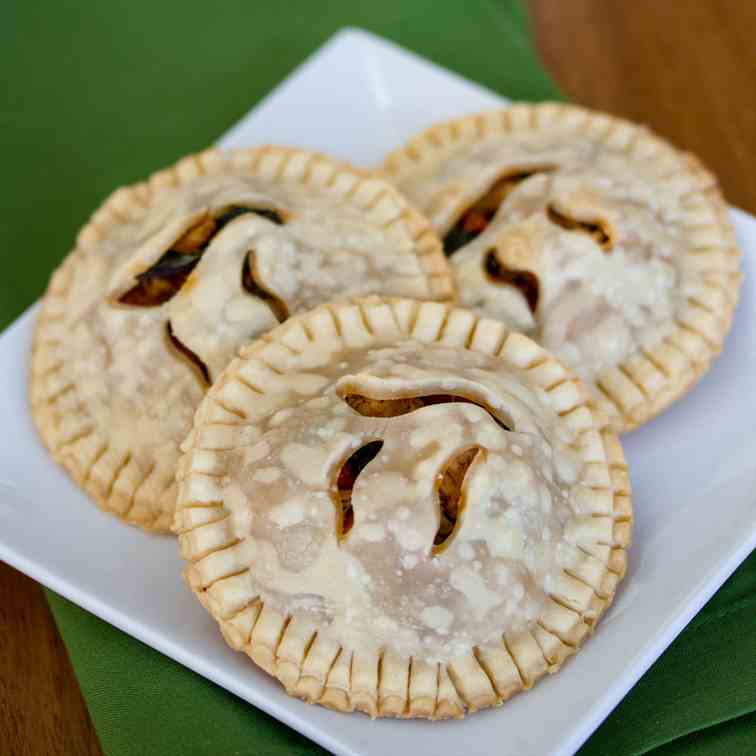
[381,103,741,432]
[29,147,452,532]
[176,297,632,718]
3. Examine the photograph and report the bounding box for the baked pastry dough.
[176,297,631,718]
[382,103,741,431]
[30,148,452,531]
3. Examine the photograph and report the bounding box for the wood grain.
[1,2,755,753]
[530,0,756,213]
[0,562,102,756]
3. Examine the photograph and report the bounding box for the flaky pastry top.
[383,104,740,430]
[176,298,631,717]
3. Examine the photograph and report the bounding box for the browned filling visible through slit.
[118,206,285,306]
[335,395,511,548]
[443,168,553,255]
[546,204,613,250]
[333,441,384,539]
[484,250,540,314]
[241,253,289,323]
[342,393,512,432]
[434,446,481,552]
[166,321,210,386]
[119,217,216,307]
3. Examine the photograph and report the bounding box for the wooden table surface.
[2,2,755,753]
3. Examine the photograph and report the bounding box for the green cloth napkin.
[3,1,755,753]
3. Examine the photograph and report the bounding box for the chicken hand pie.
[30,148,452,531]
[176,297,631,718]
[382,104,741,431]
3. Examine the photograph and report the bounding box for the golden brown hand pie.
[176,297,631,718]
[382,103,741,431]
[30,148,452,531]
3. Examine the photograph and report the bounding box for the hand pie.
[30,148,452,531]
[382,104,741,431]
[176,297,631,718]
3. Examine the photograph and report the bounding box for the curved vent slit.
[333,441,384,541]
[118,252,203,307]
[343,393,511,432]
[434,446,481,553]
[484,250,540,314]
[118,206,285,306]
[166,321,210,386]
[546,205,613,250]
[216,206,285,227]
[443,167,554,255]
[241,254,289,323]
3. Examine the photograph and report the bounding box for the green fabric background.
[3,1,755,754]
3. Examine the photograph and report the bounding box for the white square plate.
[1,28,755,756]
